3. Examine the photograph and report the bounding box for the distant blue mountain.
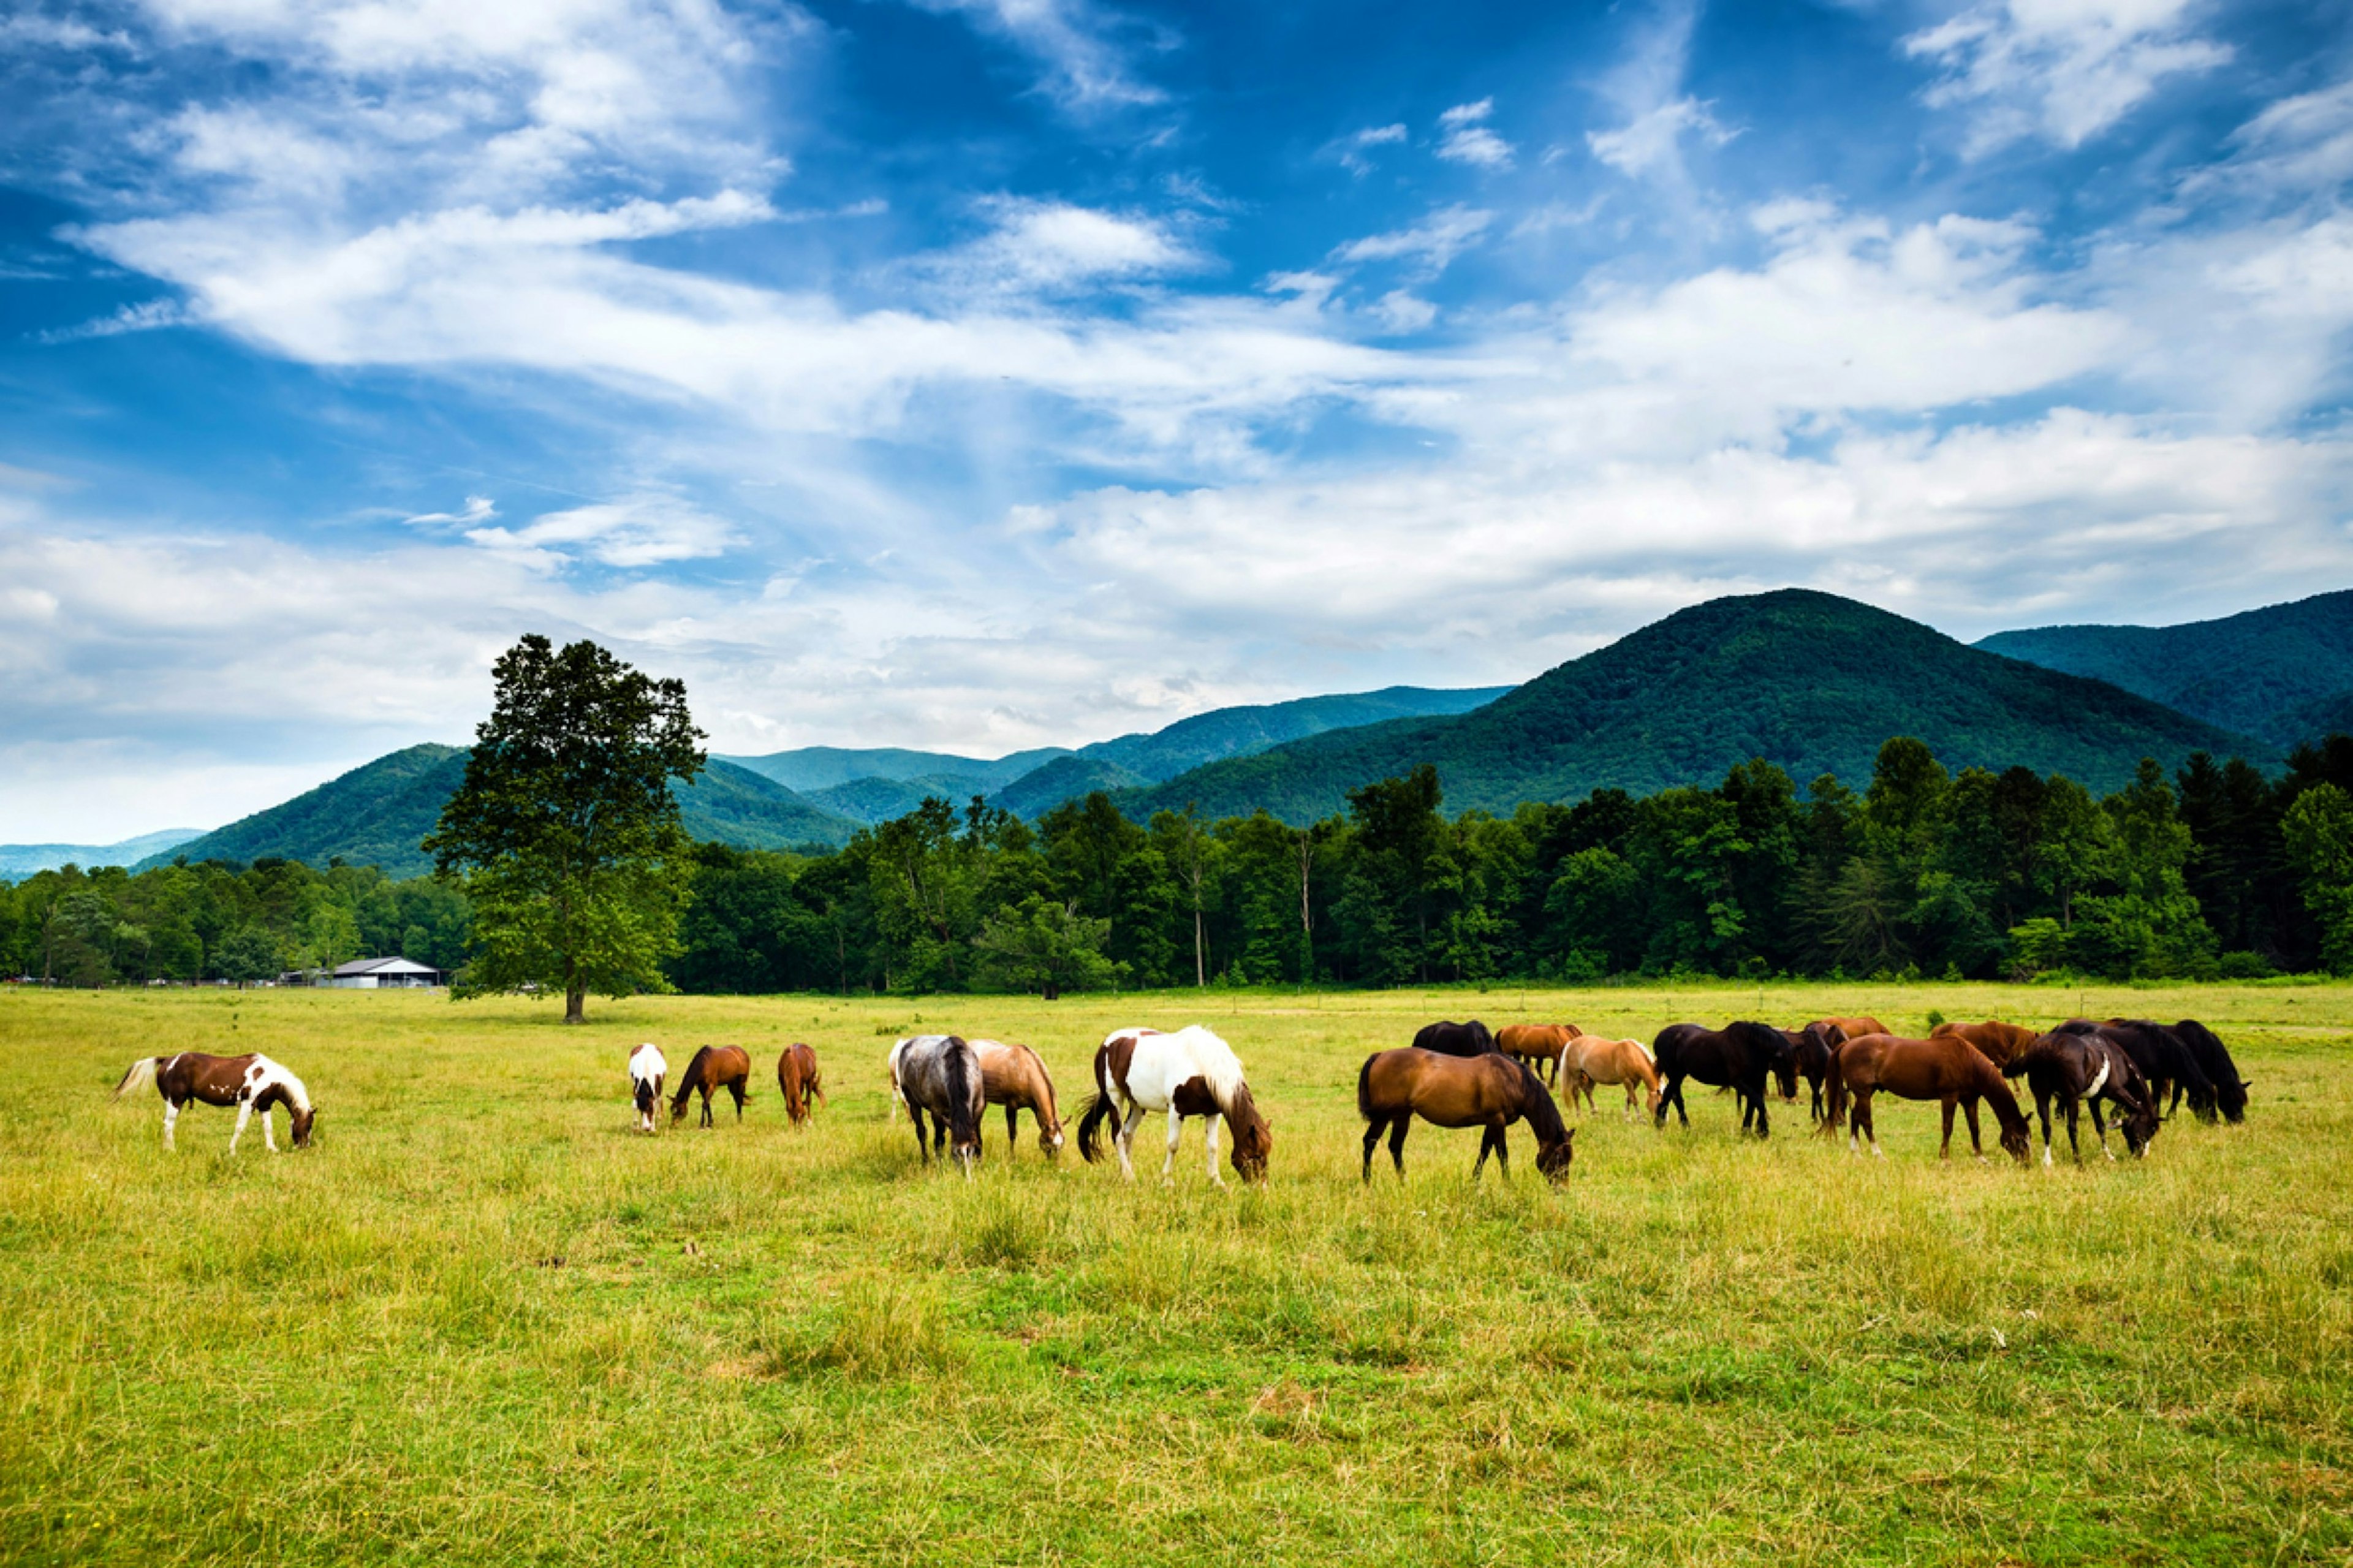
[1,827,208,881]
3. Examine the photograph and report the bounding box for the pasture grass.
[1,980,2347,1566]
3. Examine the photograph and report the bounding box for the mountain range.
[41,585,2351,879]
[0,828,208,880]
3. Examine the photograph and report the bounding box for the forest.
[12,735,2353,991]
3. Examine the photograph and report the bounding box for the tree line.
[15,733,2353,993]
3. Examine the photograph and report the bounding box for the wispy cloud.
[1436,99,1514,168]
[907,0,1168,112]
[1327,122,1408,176]
[1330,205,1495,277]
[1584,0,1734,199]
[463,495,740,569]
[1904,0,2231,156]
[34,298,192,343]
[403,496,498,528]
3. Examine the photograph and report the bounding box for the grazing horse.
[1496,1023,1580,1085]
[776,1042,824,1127]
[113,1052,316,1153]
[1928,1019,2039,1069]
[1412,1020,1498,1057]
[972,1039,1064,1158]
[1778,1023,1841,1123]
[1824,1033,2033,1162]
[1562,1035,1662,1118]
[1652,1021,1797,1138]
[2058,1020,2217,1122]
[672,1045,752,1129]
[1075,1025,1271,1186]
[628,1043,666,1134]
[2003,1031,2161,1165]
[1814,1015,1889,1042]
[2169,1018,2249,1123]
[1357,1048,1573,1184]
[897,1035,985,1177]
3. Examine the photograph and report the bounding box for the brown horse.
[1778,1023,1841,1123]
[672,1045,752,1128]
[1824,1033,2031,1162]
[113,1052,316,1153]
[2004,1031,2161,1164]
[776,1042,824,1127]
[1412,1020,1498,1057]
[974,1038,1064,1157]
[1928,1019,2039,1068]
[1814,1015,1889,1042]
[1561,1035,1662,1118]
[1496,1023,1581,1085]
[1357,1048,1573,1183]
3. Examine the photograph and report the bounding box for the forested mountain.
[1119,591,2266,824]
[719,684,1509,822]
[0,828,207,880]
[136,744,858,878]
[1976,589,2353,745]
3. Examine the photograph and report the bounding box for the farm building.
[326,956,446,989]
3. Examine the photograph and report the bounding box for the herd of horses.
[108,1008,2251,1184]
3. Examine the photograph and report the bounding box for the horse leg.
[2091,1100,2116,1162]
[1205,1115,1227,1188]
[1161,1107,1184,1185]
[261,1102,278,1153]
[229,1098,253,1155]
[1472,1124,1498,1181]
[1361,1116,1386,1184]
[2034,1089,2054,1168]
[2063,1095,2083,1165]
[910,1104,930,1163]
[162,1097,178,1151]
[1855,1091,1882,1157]
[1963,1097,1985,1161]
[731,1081,746,1121]
[1492,1121,1511,1180]
[1006,1105,1021,1156]
[1114,1105,1144,1181]
[1753,1085,1771,1141]
[1387,1116,1409,1180]
[1939,1097,1957,1159]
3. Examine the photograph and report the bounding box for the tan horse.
[1815,1015,1890,1042]
[1496,1023,1581,1085]
[1562,1035,1662,1118]
[973,1038,1064,1157]
[1928,1019,2039,1069]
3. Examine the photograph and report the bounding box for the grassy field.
[1,982,2347,1566]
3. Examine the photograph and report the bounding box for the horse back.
[167,1053,262,1107]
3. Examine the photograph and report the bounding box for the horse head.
[1536,1126,1575,1183]
[1998,1115,2030,1164]
[1230,1109,1272,1184]
[2121,1101,2161,1157]
[290,1104,317,1148]
[1039,1115,1066,1158]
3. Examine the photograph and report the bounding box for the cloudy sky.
[1,0,2349,841]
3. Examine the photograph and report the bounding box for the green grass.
[2,982,2347,1565]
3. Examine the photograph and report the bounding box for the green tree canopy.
[424,635,705,1023]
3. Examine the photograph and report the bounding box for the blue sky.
[1,0,2349,840]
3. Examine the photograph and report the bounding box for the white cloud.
[1436,99,1515,169]
[1584,0,1732,200]
[907,0,1165,112]
[464,494,740,568]
[1587,96,1733,177]
[403,495,499,528]
[933,197,1197,292]
[1328,122,1407,176]
[34,298,194,343]
[1904,0,2231,155]
[1368,290,1438,334]
[1330,205,1495,278]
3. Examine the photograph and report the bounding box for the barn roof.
[332,956,443,977]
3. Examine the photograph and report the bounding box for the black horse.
[2057,1020,2216,1122]
[1653,1021,1798,1138]
[1779,1023,1840,1124]
[2004,1031,2161,1164]
[1412,1020,1499,1057]
[2169,1018,2249,1123]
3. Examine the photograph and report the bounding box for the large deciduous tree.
[425,635,705,1023]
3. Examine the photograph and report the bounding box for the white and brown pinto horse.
[628,1043,666,1134]
[1075,1025,1271,1186]
[113,1052,316,1153]
[972,1038,1064,1158]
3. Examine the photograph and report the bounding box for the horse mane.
[1726,1020,1790,1058]
[252,1056,311,1113]
[673,1045,713,1112]
[938,1036,980,1141]
[1628,1036,1655,1063]
[1510,1058,1569,1145]
[1175,1026,1247,1113]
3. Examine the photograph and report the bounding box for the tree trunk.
[1194,906,1206,988]
[565,983,586,1024]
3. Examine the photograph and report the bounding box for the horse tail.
[1822,1048,1849,1132]
[113,1057,161,1101]
[1075,1093,1116,1163]
[1355,1053,1377,1121]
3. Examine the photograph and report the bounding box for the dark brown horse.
[1823,1033,2032,1162]
[672,1045,752,1128]
[2169,1018,2249,1123]
[776,1042,824,1127]
[1928,1018,2039,1068]
[1357,1048,1572,1183]
[1496,1023,1580,1085]
[2003,1031,2161,1165]
[1652,1021,1797,1137]
[1412,1020,1499,1057]
[2057,1019,2217,1121]
[113,1051,316,1153]
[1778,1023,1841,1123]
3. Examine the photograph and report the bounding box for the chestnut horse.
[628,1043,666,1134]
[1496,1023,1580,1085]
[776,1042,824,1127]
[1652,1021,1797,1138]
[973,1038,1064,1157]
[897,1034,986,1176]
[1815,1015,1889,1041]
[1562,1035,1661,1118]
[672,1045,752,1128]
[1412,1020,1498,1058]
[1824,1033,2031,1162]
[1075,1025,1271,1186]
[113,1052,316,1153]
[1358,1048,1573,1183]
[1928,1018,2039,1069]
[2003,1031,2161,1165]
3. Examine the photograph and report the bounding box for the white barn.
[328,956,446,990]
